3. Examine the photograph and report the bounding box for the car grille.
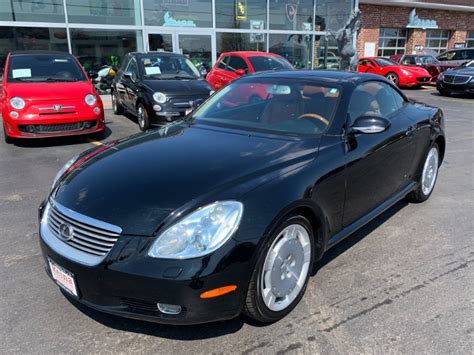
[120,298,158,313]
[47,203,120,257]
[19,121,96,134]
[443,74,471,84]
[416,77,431,83]
[169,96,207,110]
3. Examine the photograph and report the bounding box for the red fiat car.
[357,57,432,87]
[207,51,294,90]
[1,51,105,144]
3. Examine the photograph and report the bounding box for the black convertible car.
[39,71,445,324]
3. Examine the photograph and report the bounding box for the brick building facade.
[357,0,474,57]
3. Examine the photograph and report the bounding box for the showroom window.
[70,29,143,71]
[314,36,340,70]
[426,30,450,54]
[143,0,212,27]
[216,32,266,56]
[315,0,352,31]
[269,0,314,31]
[269,33,313,69]
[216,0,267,29]
[0,26,68,68]
[378,28,407,56]
[466,31,474,48]
[0,0,65,22]
[66,0,141,25]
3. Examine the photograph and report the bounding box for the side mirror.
[235,68,246,76]
[123,71,134,81]
[351,115,390,134]
[88,70,98,79]
[199,66,208,78]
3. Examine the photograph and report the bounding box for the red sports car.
[389,54,456,83]
[357,57,431,87]
[206,51,294,91]
[1,51,105,144]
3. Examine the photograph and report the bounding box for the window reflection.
[215,0,266,29]
[143,0,212,27]
[66,0,141,25]
[70,29,143,71]
[315,0,352,31]
[269,34,312,69]
[217,32,266,56]
[0,27,68,68]
[0,0,65,22]
[269,0,314,31]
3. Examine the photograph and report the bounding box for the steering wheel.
[297,113,329,127]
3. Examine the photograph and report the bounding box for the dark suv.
[111,52,213,130]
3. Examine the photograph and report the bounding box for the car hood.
[142,79,212,96]
[54,124,318,236]
[399,65,430,75]
[449,67,474,75]
[5,81,95,101]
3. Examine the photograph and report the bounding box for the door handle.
[405,125,415,136]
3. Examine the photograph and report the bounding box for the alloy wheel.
[260,224,312,312]
[137,106,145,129]
[421,147,439,196]
[387,73,399,85]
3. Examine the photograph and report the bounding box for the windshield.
[140,55,201,80]
[7,54,86,82]
[416,55,438,65]
[374,58,399,67]
[191,78,341,136]
[248,56,294,72]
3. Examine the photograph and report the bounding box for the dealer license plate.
[48,258,78,297]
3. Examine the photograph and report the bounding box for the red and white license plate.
[48,258,78,297]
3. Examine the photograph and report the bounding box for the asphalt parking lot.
[0,87,472,354]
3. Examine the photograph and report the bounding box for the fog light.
[93,107,101,115]
[9,111,19,119]
[26,125,35,133]
[157,303,182,315]
[153,104,162,112]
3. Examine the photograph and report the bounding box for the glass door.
[177,34,213,74]
[147,33,173,52]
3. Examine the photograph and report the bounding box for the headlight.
[51,155,78,190]
[209,90,215,96]
[153,92,167,104]
[10,97,25,110]
[84,94,97,106]
[148,201,243,259]
[401,69,411,76]
[438,72,444,81]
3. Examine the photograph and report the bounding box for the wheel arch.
[434,135,446,164]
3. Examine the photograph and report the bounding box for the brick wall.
[357,3,474,56]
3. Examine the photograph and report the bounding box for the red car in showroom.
[1,51,105,144]
[389,54,456,83]
[357,57,431,87]
[206,51,294,90]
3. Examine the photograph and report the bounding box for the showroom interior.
[0,0,355,72]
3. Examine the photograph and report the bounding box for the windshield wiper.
[44,77,79,82]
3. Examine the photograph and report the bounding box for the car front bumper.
[437,81,474,94]
[38,206,254,325]
[2,109,105,139]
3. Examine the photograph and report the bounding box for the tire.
[244,215,316,323]
[136,103,150,131]
[385,72,399,86]
[407,143,440,203]
[111,91,124,115]
[438,89,450,97]
[3,124,14,144]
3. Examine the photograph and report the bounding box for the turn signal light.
[200,285,237,299]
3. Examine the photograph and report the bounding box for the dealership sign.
[406,8,438,29]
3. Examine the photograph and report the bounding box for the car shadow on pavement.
[65,200,409,340]
[9,127,113,148]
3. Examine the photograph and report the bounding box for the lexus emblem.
[58,223,74,241]
[53,104,62,112]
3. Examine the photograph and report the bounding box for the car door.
[115,55,130,104]
[220,55,248,85]
[122,57,140,113]
[342,81,417,226]
[358,59,378,74]
[209,55,230,90]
